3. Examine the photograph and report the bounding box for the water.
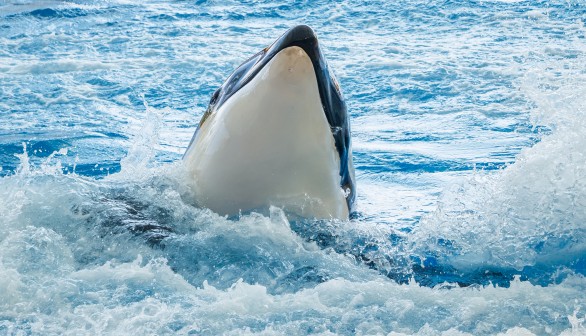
[1,0,585,334]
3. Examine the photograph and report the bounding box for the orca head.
[184,25,355,219]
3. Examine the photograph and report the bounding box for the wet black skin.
[185,25,356,213]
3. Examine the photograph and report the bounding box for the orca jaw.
[184,25,355,219]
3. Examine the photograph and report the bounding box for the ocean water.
[1,0,585,334]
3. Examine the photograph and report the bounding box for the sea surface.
[1,0,585,335]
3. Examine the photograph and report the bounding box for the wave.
[410,52,586,285]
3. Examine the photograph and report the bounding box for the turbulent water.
[1,0,585,335]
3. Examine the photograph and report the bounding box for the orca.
[183,25,355,220]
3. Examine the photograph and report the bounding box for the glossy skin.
[184,25,355,219]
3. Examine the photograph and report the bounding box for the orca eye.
[209,88,221,105]
[343,187,351,198]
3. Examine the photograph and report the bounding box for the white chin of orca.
[184,46,349,220]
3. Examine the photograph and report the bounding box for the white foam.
[1,59,113,75]
[0,145,584,334]
[0,253,583,334]
[412,50,586,272]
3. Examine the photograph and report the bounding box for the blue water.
[1,0,585,334]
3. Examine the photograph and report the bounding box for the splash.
[0,253,584,335]
[411,52,586,283]
[118,101,162,179]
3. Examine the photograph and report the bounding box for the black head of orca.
[187,25,356,213]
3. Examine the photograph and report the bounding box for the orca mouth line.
[210,25,333,113]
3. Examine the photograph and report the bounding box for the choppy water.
[1,0,585,334]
